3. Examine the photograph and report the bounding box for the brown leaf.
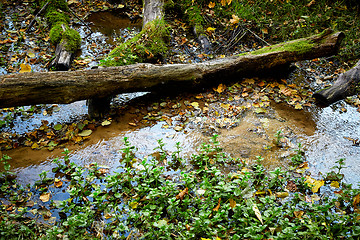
[286,180,298,192]
[40,192,51,202]
[213,198,221,211]
[353,194,360,209]
[229,198,236,209]
[54,178,63,188]
[294,210,304,219]
[176,187,188,200]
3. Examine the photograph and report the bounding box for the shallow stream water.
[1,9,360,189]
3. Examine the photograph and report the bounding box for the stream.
[1,8,360,189]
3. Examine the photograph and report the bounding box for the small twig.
[126,229,134,240]
[68,7,94,35]
[26,1,50,33]
[247,28,270,46]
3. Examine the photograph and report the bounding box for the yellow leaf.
[304,176,324,193]
[208,2,215,8]
[214,83,226,93]
[19,63,31,73]
[201,238,211,240]
[295,103,303,110]
[226,0,232,4]
[330,181,340,188]
[276,192,289,198]
[220,0,226,6]
[294,210,304,219]
[129,201,138,209]
[191,102,200,109]
[252,203,263,224]
[353,194,360,208]
[230,14,240,24]
[206,27,216,32]
[40,192,51,202]
[78,129,92,137]
[229,198,236,209]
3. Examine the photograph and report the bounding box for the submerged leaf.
[304,176,324,193]
[40,192,51,202]
[78,129,92,137]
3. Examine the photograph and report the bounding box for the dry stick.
[26,1,50,33]
[247,28,270,46]
[68,7,94,35]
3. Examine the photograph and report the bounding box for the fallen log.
[313,60,360,106]
[0,29,344,109]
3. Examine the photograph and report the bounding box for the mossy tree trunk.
[37,0,81,70]
[88,0,168,118]
[0,30,344,109]
[313,60,360,106]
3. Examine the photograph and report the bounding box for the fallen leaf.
[214,83,226,93]
[304,176,324,193]
[330,181,340,188]
[176,187,188,200]
[213,198,221,211]
[191,102,200,109]
[252,203,263,224]
[101,120,111,126]
[129,201,138,209]
[208,1,215,8]
[295,103,303,110]
[353,194,360,209]
[294,210,304,219]
[276,192,289,198]
[78,129,92,137]
[40,192,51,202]
[19,63,31,73]
[54,178,63,188]
[206,27,216,33]
[229,198,236,208]
[54,124,62,131]
[230,14,240,24]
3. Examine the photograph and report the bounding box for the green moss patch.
[249,37,315,55]
[101,18,171,66]
[46,11,70,27]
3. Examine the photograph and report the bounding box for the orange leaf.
[214,83,226,93]
[213,198,221,211]
[208,2,215,8]
[176,187,188,200]
[220,0,226,6]
[54,178,63,188]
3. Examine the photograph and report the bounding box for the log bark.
[0,30,344,109]
[313,60,360,106]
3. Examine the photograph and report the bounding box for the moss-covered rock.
[101,18,171,66]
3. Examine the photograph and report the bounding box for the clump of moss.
[49,22,66,44]
[101,18,171,66]
[61,28,81,52]
[46,11,69,27]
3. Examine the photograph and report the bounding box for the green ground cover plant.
[1,136,360,239]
